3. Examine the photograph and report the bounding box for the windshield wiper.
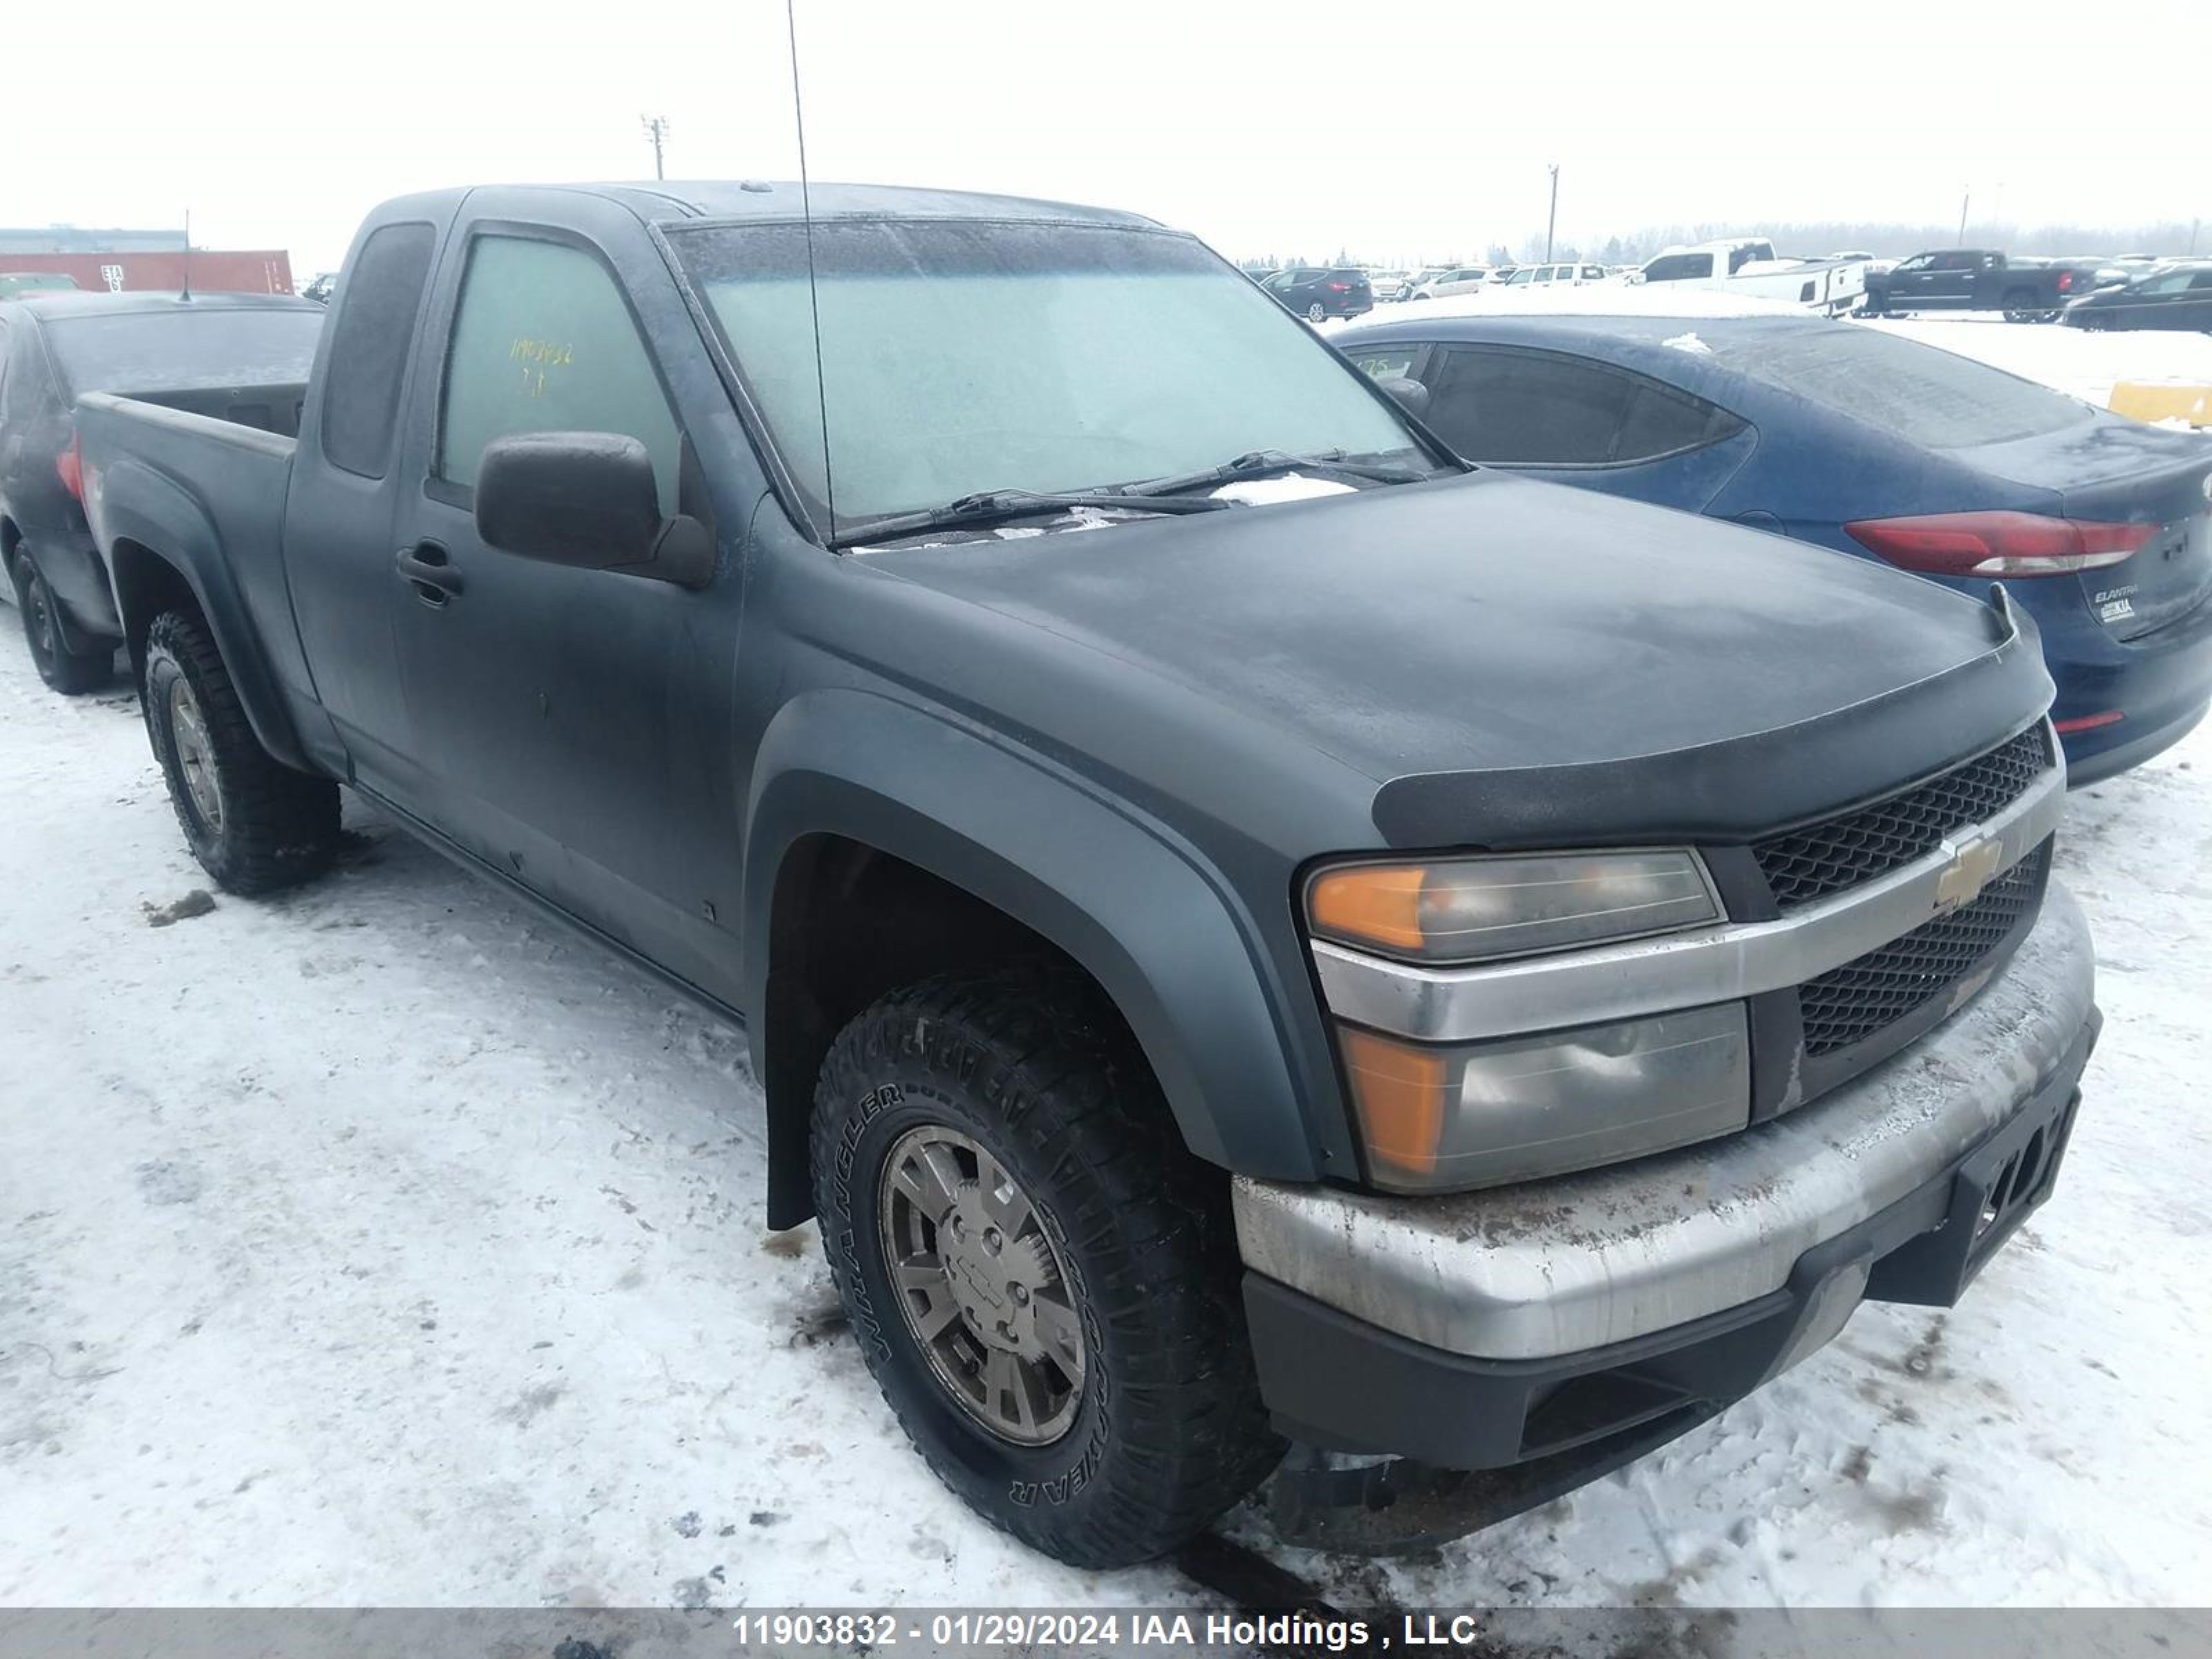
[838,488,1234,546]
[1123,449,1441,497]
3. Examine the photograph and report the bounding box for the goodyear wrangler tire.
[811,968,1282,1566]
[144,608,339,894]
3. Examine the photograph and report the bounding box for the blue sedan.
[1333,306,2212,782]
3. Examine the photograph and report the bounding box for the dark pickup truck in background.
[75,181,2098,1566]
[1862,247,2113,321]
[0,291,323,692]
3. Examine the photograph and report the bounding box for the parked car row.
[6,180,2178,1573]
[1346,243,2206,329]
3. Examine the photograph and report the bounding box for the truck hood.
[874,471,2052,847]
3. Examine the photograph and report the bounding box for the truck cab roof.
[384,180,1168,233]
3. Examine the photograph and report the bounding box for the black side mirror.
[1378,375,1431,419]
[474,431,713,588]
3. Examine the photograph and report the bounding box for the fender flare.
[742,687,1331,1212]
[95,456,311,771]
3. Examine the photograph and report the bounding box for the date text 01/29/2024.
[723,1611,1501,1650]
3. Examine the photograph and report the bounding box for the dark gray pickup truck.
[1862,248,2110,321]
[74,182,2099,1567]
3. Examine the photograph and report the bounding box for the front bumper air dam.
[1235,881,2097,1475]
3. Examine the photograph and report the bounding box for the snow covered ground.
[3,323,2210,1613]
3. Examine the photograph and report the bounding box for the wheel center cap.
[941,1199,1036,1353]
[947,1241,1005,1314]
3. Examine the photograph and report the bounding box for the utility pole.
[2191,217,2202,256]
[1545,163,1560,262]
[641,115,671,181]
[1958,187,1970,243]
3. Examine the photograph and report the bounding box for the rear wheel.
[12,560,111,694]
[2002,288,2058,324]
[811,968,1282,1566]
[144,608,339,894]
[1305,301,1326,324]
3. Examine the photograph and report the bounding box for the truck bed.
[127,381,310,440]
[73,391,315,720]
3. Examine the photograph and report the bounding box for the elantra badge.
[1934,834,2005,912]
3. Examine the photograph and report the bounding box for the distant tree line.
[1240,217,2205,272]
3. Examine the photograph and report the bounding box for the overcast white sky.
[6,0,2206,275]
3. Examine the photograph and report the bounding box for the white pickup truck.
[1635,238,1869,315]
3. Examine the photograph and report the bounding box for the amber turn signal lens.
[1308,863,1430,954]
[1306,850,1718,964]
[1337,1027,1447,1179]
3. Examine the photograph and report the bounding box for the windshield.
[672,218,1421,534]
[43,308,324,397]
[1710,325,2090,448]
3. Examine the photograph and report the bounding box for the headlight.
[1338,1004,1751,1192]
[1306,850,1718,964]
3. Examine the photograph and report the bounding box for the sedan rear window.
[1714,326,2090,448]
[43,308,324,397]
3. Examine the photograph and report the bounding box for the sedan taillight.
[55,433,84,503]
[1846,510,2155,576]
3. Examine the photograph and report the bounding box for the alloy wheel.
[167,675,224,832]
[877,1123,1086,1445]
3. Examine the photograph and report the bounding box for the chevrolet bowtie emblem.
[1934,834,2005,912]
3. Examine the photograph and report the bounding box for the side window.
[438,234,681,514]
[320,222,435,479]
[1896,254,1931,273]
[1425,346,1741,467]
[1347,345,1419,381]
[1613,381,1743,463]
[2191,273,2212,292]
[1425,347,1632,463]
[2143,271,2194,294]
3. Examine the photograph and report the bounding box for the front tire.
[144,608,339,894]
[811,969,1282,1567]
[12,560,111,694]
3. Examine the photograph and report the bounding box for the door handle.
[395,541,462,603]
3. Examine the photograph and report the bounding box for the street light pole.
[1958,187,1970,243]
[1545,163,1560,263]
[642,115,671,181]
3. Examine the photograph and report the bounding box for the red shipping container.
[0,249,294,295]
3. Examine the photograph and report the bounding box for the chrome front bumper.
[1233,880,2096,1362]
